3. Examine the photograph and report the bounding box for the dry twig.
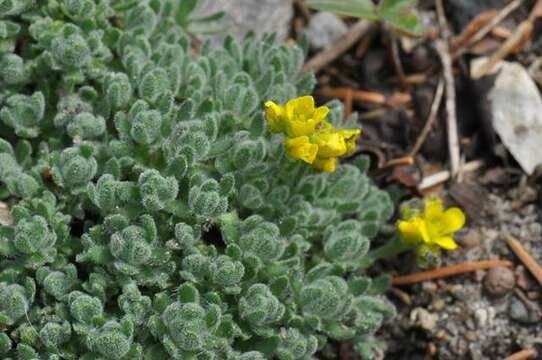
[319,87,386,105]
[435,0,461,180]
[387,287,412,306]
[471,21,533,79]
[392,259,514,286]
[457,0,525,56]
[299,20,373,76]
[417,160,484,191]
[451,10,498,53]
[504,349,537,360]
[504,234,542,287]
[409,78,445,157]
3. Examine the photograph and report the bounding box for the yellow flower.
[283,96,329,137]
[398,197,465,252]
[311,130,347,158]
[264,101,285,133]
[312,157,336,173]
[285,136,318,164]
[263,95,362,173]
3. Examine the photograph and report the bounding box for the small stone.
[509,297,541,324]
[432,298,446,311]
[422,281,437,294]
[306,12,348,50]
[410,307,438,331]
[474,308,488,328]
[516,266,536,291]
[459,228,481,248]
[483,267,515,297]
[464,330,478,341]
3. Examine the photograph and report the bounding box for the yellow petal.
[285,136,318,164]
[285,96,315,120]
[286,118,318,137]
[441,207,465,234]
[424,197,444,221]
[340,129,361,155]
[264,101,284,133]
[312,157,336,173]
[434,236,458,250]
[313,105,329,123]
[312,130,347,158]
[398,219,424,245]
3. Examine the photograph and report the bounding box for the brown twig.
[456,0,525,57]
[319,87,386,105]
[504,349,537,360]
[409,78,445,157]
[390,35,407,88]
[392,259,514,286]
[371,156,415,176]
[504,234,542,287]
[343,88,353,120]
[471,20,533,79]
[299,20,373,76]
[451,10,498,53]
[388,287,412,305]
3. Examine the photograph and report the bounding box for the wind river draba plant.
[0,1,396,359]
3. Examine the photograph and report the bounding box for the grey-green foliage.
[0,0,395,359]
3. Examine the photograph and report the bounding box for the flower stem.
[367,236,412,263]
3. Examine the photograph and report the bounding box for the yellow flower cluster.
[264,96,361,173]
[398,197,465,265]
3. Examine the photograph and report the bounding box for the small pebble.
[432,298,446,311]
[474,308,488,328]
[410,307,438,331]
[465,330,478,341]
[509,297,541,324]
[459,229,481,248]
[484,267,515,297]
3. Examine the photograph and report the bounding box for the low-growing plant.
[0,1,407,359]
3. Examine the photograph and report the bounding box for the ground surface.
[201,0,542,358]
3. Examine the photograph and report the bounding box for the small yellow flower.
[398,197,465,264]
[283,96,329,137]
[263,95,362,173]
[285,136,318,164]
[311,130,347,158]
[264,101,285,133]
[312,157,336,173]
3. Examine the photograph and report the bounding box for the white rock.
[472,59,542,175]
[410,307,438,331]
[194,0,293,45]
[306,12,348,49]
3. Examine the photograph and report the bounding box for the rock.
[509,297,541,324]
[410,307,438,331]
[432,298,446,312]
[473,307,491,328]
[516,266,536,291]
[0,202,12,226]
[305,12,348,49]
[471,59,542,175]
[483,267,515,297]
[195,0,293,45]
[459,228,481,248]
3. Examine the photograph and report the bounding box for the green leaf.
[175,0,199,26]
[379,0,427,37]
[306,0,378,20]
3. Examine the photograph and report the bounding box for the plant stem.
[367,236,412,263]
